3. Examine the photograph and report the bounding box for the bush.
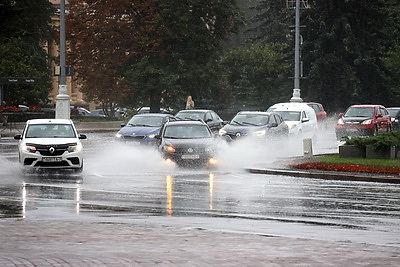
[344,131,400,151]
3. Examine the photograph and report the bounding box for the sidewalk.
[0,219,399,266]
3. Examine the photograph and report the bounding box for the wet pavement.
[1,219,399,266]
[1,121,400,266]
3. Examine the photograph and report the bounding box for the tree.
[67,0,165,114]
[0,0,54,106]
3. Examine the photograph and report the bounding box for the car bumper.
[19,151,83,169]
[162,152,217,167]
[335,125,374,139]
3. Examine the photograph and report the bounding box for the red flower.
[291,162,400,175]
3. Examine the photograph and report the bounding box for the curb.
[246,168,400,184]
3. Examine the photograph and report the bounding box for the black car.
[175,109,226,133]
[387,107,400,131]
[157,120,218,167]
[218,111,289,141]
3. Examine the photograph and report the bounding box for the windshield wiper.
[231,120,243,125]
[241,122,258,126]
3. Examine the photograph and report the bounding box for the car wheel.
[387,123,392,132]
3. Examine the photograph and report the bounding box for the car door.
[376,107,389,131]
[300,110,313,138]
[205,111,221,133]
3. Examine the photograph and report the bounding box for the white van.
[267,102,318,141]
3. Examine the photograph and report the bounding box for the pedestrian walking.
[186,96,195,110]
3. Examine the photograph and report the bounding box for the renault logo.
[236,133,241,137]
[49,147,55,154]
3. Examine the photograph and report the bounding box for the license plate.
[348,128,358,132]
[181,154,200,159]
[42,157,62,162]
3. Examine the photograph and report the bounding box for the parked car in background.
[70,106,104,117]
[175,109,226,134]
[219,111,288,141]
[335,104,392,140]
[387,107,400,131]
[136,106,173,114]
[304,102,327,122]
[14,119,86,172]
[267,103,318,141]
[115,113,175,145]
[157,119,218,167]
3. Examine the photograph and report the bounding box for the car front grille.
[27,143,76,156]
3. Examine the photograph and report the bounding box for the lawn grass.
[316,154,400,168]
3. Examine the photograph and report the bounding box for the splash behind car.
[14,119,86,172]
[219,111,288,141]
[335,104,392,139]
[157,120,217,167]
[116,113,175,145]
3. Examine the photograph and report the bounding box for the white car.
[14,119,86,172]
[267,102,318,141]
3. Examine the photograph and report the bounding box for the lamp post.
[55,0,70,119]
[290,0,302,102]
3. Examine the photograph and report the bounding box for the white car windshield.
[127,116,164,127]
[164,125,211,139]
[274,111,301,121]
[26,124,76,138]
[345,107,374,117]
[176,112,204,120]
[231,114,270,126]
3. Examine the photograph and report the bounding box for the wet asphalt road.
[0,129,399,249]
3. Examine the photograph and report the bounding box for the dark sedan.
[116,113,175,145]
[175,109,226,133]
[387,107,400,131]
[157,120,218,167]
[218,111,289,141]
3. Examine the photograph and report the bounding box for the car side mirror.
[14,134,22,140]
[155,134,161,139]
[338,113,344,117]
[301,118,310,123]
[79,134,87,139]
[269,123,278,128]
[120,123,126,127]
[376,114,383,118]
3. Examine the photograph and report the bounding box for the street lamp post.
[290,0,302,103]
[55,0,70,119]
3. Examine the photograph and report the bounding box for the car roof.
[273,104,314,112]
[27,118,73,124]
[165,120,206,126]
[176,109,212,113]
[236,111,273,115]
[133,113,172,117]
[387,107,400,110]
[349,105,383,108]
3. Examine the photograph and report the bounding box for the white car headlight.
[147,134,156,139]
[115,133,122,138]
[337,118,344,125]
[253,129,266,137]
[361,119,372,125]
[219,129,227,136]
[68,143,82,152]
[287,124,297,130]
[22,144,36,153]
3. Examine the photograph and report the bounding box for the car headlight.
[337,118,344,125]
[287,124,297,130]
[115,133,122,138]
[22,144,36,153]
[252,129,266,137]
[361,119,372,125]
[219,129,227,136]
[68,142,82,152]
[205,147,214,153]
[163,145,175,153]
[147,134,156,139]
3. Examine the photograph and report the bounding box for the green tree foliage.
[124,0,245,112]
[220,43,291,111]
[0,0,54,106]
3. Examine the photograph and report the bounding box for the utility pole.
[55,0,70,119]
[290,0,302,102]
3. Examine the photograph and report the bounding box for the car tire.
[387,123,392,132]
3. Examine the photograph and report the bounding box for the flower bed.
[291,162,400,175]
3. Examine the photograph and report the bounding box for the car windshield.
[345,107,374,117]
[164,125,211,139]
[387,109,399,117]
[231,114,270,126]
[274,111,301,121]
[26,124,76,138]
[127,116,164,127]
[176,112,204,120]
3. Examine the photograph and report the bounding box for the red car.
[335,104,392,140]
[305,102,327,122]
